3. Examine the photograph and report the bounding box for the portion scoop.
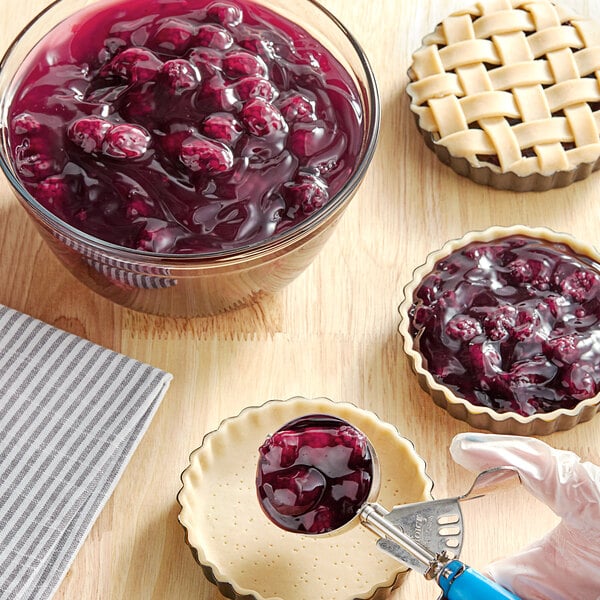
[257,413,523,600]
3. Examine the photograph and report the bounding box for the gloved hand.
[450,433,600,600]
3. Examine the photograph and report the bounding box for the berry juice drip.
[409,235,600,416]
[8,0,364,254]
[256,414,374,534]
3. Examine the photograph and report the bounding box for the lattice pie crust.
[407,0,600,188]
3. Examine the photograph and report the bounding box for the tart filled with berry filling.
[178,397,432,600]
[398,226,600,435]
[7,0,365,254]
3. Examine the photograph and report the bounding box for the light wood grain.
[1,1,599,599]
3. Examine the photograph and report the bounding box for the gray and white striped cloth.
[0,305,172,599]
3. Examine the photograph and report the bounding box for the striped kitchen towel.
[0,305,172,600]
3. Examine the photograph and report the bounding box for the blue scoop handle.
[438,560,521,600]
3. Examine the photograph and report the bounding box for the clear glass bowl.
[0,0,380,317]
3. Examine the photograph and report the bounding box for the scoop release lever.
[359,467,523,600]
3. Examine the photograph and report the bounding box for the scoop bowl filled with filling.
[256,413,379,535]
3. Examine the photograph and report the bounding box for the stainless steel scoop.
[357,465,523,600]
[260,415,523,599]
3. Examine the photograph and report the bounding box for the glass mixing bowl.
[0,0,380,317]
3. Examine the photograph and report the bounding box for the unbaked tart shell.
[177,396,433,600]
[398,225,600,436]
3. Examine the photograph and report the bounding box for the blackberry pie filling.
[7,0,364,254]
[408,234,600,416]
[256,414,375,534]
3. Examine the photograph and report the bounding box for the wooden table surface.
[1,1,599,598]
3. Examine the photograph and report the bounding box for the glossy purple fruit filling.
[408,235,600,416]
[7,0,364,254]
[256,414,374,534]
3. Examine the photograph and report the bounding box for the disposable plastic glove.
[450,433,600,600]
